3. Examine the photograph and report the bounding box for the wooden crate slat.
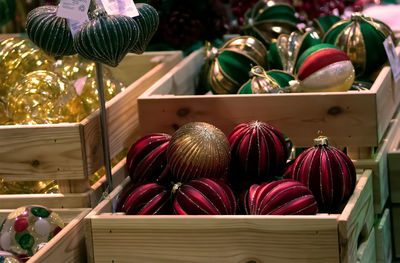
[0,193,90,209]
[0,124,85,181]
[375,208,393,263]
[356,228,376,263]
[388,116,400,203]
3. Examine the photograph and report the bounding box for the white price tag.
[73,76,88,95]
[68,19,86,36]
[100,0,139,17]
[57,0,90,22]
[383,36,400,83]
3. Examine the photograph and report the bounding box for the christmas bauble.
[120,183,170,215]
[205,36,268,94]
[0,0,16,26]
[130,3,159,54]
[294,43,355,92]
[26,5,76,57]
[0,205,64,259]
[7,70,77,125]
[241,179,318,215]
[173,178,236,215]
[0,251,22,263]
[285,136,356,213]
[323,13,396,77]
[312,15,341,38]
[241,1,299,47]
[228,120,288,190]
[166,122,231,183]
[238,66,295,94]
[126,133,171,184]
[74,8,139,67]
[268,29,321,73]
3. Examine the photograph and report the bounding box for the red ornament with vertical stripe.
[284,136,356,213]
[241,179,318,215]
[173,178,237,215]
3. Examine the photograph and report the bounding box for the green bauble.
[204,36,268,94]
[26,5,76,57]
[241,0,299,47]
[0,0,15,26]
[74,8,139,67]
[268,29,321,73]
[312,15,341,38]
[324,13,397,78]
[238,66,295,94]
[130,3,159,54]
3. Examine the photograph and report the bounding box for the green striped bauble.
[74,8,139,67]
[312,15,341,38]
[295,43,355,92]
[323,13,396,78]
[238,67,295,94]
[0,0,15,26]
[26,5,76,57]
[130,3,159,54]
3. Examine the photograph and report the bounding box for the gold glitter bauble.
[52,55,126,121]
[0,38,55,99]
[7,70,77,125]
[0,179,58,194]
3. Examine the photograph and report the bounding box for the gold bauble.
[0,38,55,99]
[7,70,77,125]
[0,179,58,194]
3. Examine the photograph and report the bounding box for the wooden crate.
[85,159,375,263]
[138,48,400,148]
[388,119,400,204]
[0,208,90,263]
[375,208,393,263]
[0,51,183,206]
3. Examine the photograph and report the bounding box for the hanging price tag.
[57,0,90,22]
[383,36,400,83]
[73,76,88,95]
[100,0,139,17]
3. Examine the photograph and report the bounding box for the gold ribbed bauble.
[166,122,231,183]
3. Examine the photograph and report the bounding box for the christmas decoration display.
[228,120,288,190]
[285,136,356,213]
[0,251,21,263]
[292,0,346,21]
[126,133,171,184]
[241,1,299,47]
[241,179,318,215]
[324,13,397,78]
[119,183,170,215]
[0,0,16,27]
[268,29,321,73]
[204,36,268,94]
[131,3,160,54]
[294,43,355,92]
[173,178,237,215]
[312,15,341,38]
[166,122,231,183]
[73,7,139,67]
[0,205,64,260]
[238,66,295,94]
[6,70,77,125]
[26,6,76,57]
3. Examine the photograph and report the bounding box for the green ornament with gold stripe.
[204,36,268,94]
[294,43,355,92]
[323,13,397,78]
[312,15,341,38]
[241,0,299,47]
[238,66,295,94]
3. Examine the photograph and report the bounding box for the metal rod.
[95,62,113,193]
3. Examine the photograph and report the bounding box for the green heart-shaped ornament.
[131,3,159,54]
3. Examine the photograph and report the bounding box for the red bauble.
[285,136,356,213]
[121,183,170,215]
[241,179,318,215]
[126,133,171,184]
[228,121,288,187]
[173,178,237,215]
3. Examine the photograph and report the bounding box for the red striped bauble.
[228,120,288,188]
[241,179,318,215]
[285,136,356,213]
[173,178,237,215]
[120,183,170,215]
[126,133,171,184]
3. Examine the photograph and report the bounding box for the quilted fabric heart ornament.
[173,178,237,215]
[73,7,139,67]
[26,5,76,57]
[130,3,159,54]
[241,179,318,215]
